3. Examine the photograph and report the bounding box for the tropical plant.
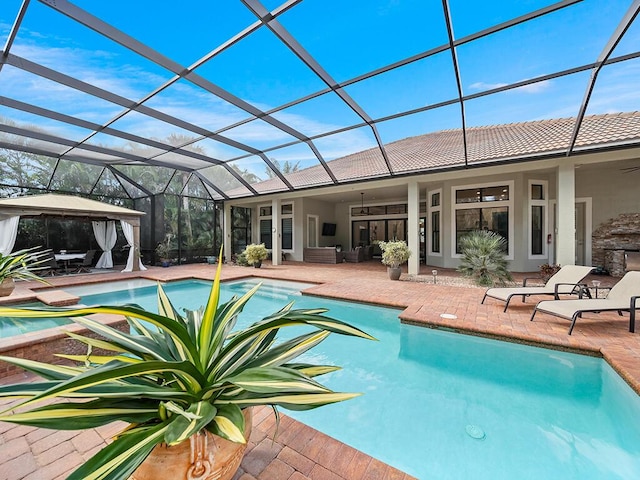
[539,263,561,281]
[0,251,375,480]
[243,243,269,266]
[457,230,512,287]
[378,240,411,268]
[154,233,173,260]
[235,252,249,266]
[0,247,51,283]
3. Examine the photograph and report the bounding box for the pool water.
[78,279,640,479]
[0,302,71,337]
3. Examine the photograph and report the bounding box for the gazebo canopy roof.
[0,194,145,225]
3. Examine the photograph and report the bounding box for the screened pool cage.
[0,163,223,267]
[2,1,640,267]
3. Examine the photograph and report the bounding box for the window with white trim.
[528,180,548,257]
[452,182,513,256]
[428,189,442,255]
[258,203,294,250]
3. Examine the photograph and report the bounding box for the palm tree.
[457,230,512,287]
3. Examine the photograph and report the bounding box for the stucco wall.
[576,159,640,231]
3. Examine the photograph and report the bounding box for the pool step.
[36,290,80,307]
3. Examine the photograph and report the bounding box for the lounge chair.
[530,271,640,334]
[481,265,594,312]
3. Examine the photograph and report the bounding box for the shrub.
[235,252,249,266]
[242,243,268,266]
[378,240,411,268]
[457,230,512,287]
[539,263,561,281]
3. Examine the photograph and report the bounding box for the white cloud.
[4,34,367,162]
[468,79,552,94]
[468,81,508,91]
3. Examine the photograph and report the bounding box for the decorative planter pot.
[0,278,15,297]
[132,408,252,480]
[161,260,171,268]
[253,260,262,268]
[388,267,402,281]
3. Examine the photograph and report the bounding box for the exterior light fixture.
[360,192,365,215]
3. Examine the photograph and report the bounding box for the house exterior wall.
[301,197,338,248]
[576,159,640,232]
[225,149,640,272]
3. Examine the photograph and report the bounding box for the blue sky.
[1,0,639,176]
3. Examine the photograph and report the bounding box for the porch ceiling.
[1,1,639,201]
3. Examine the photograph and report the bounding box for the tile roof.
[239,112,640,195]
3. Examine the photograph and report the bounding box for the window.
[455,207,509,253]
[260,219,272,248]
[452,182,513,257]
[456,185,509,204]
[258,203,294,251]
[428,189,442,255]
[282,217,293,249]
[529,181,547,257]
[431,211,440,253]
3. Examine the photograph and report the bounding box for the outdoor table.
[54,253,86,272]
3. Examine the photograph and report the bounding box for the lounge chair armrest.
[523,276,543,286]
[631,296,640,310]
[553,282,586,299]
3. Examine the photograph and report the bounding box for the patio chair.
[41,250,63,276]
[344,246,364,263]
[530,271,640,335]
[481,265,594,312]
[72,249,96,274]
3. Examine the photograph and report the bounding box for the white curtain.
[121,220,146,272]
[92,221,117,268]
[0,216,20,255]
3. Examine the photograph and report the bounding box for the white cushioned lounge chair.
[530,271,640,335]
[481,265,594,312]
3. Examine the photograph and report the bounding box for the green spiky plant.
[457,230,513,287]
[0,247,51,283]
[0,250,375,480]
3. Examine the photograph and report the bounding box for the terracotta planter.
[132,408,252,480]
[0,278,15,297]
[388,267,402,281]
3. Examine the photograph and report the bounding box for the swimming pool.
[76,278,640,479]
[0,302,71,337]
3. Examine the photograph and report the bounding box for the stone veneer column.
[556,163,576,266]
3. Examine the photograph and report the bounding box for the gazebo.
[0,194,146,272]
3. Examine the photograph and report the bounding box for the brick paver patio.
[1,259,638,479]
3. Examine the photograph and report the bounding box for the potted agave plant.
[0,247,50,296]
[0,251,374,480]
[378,240,411,280]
